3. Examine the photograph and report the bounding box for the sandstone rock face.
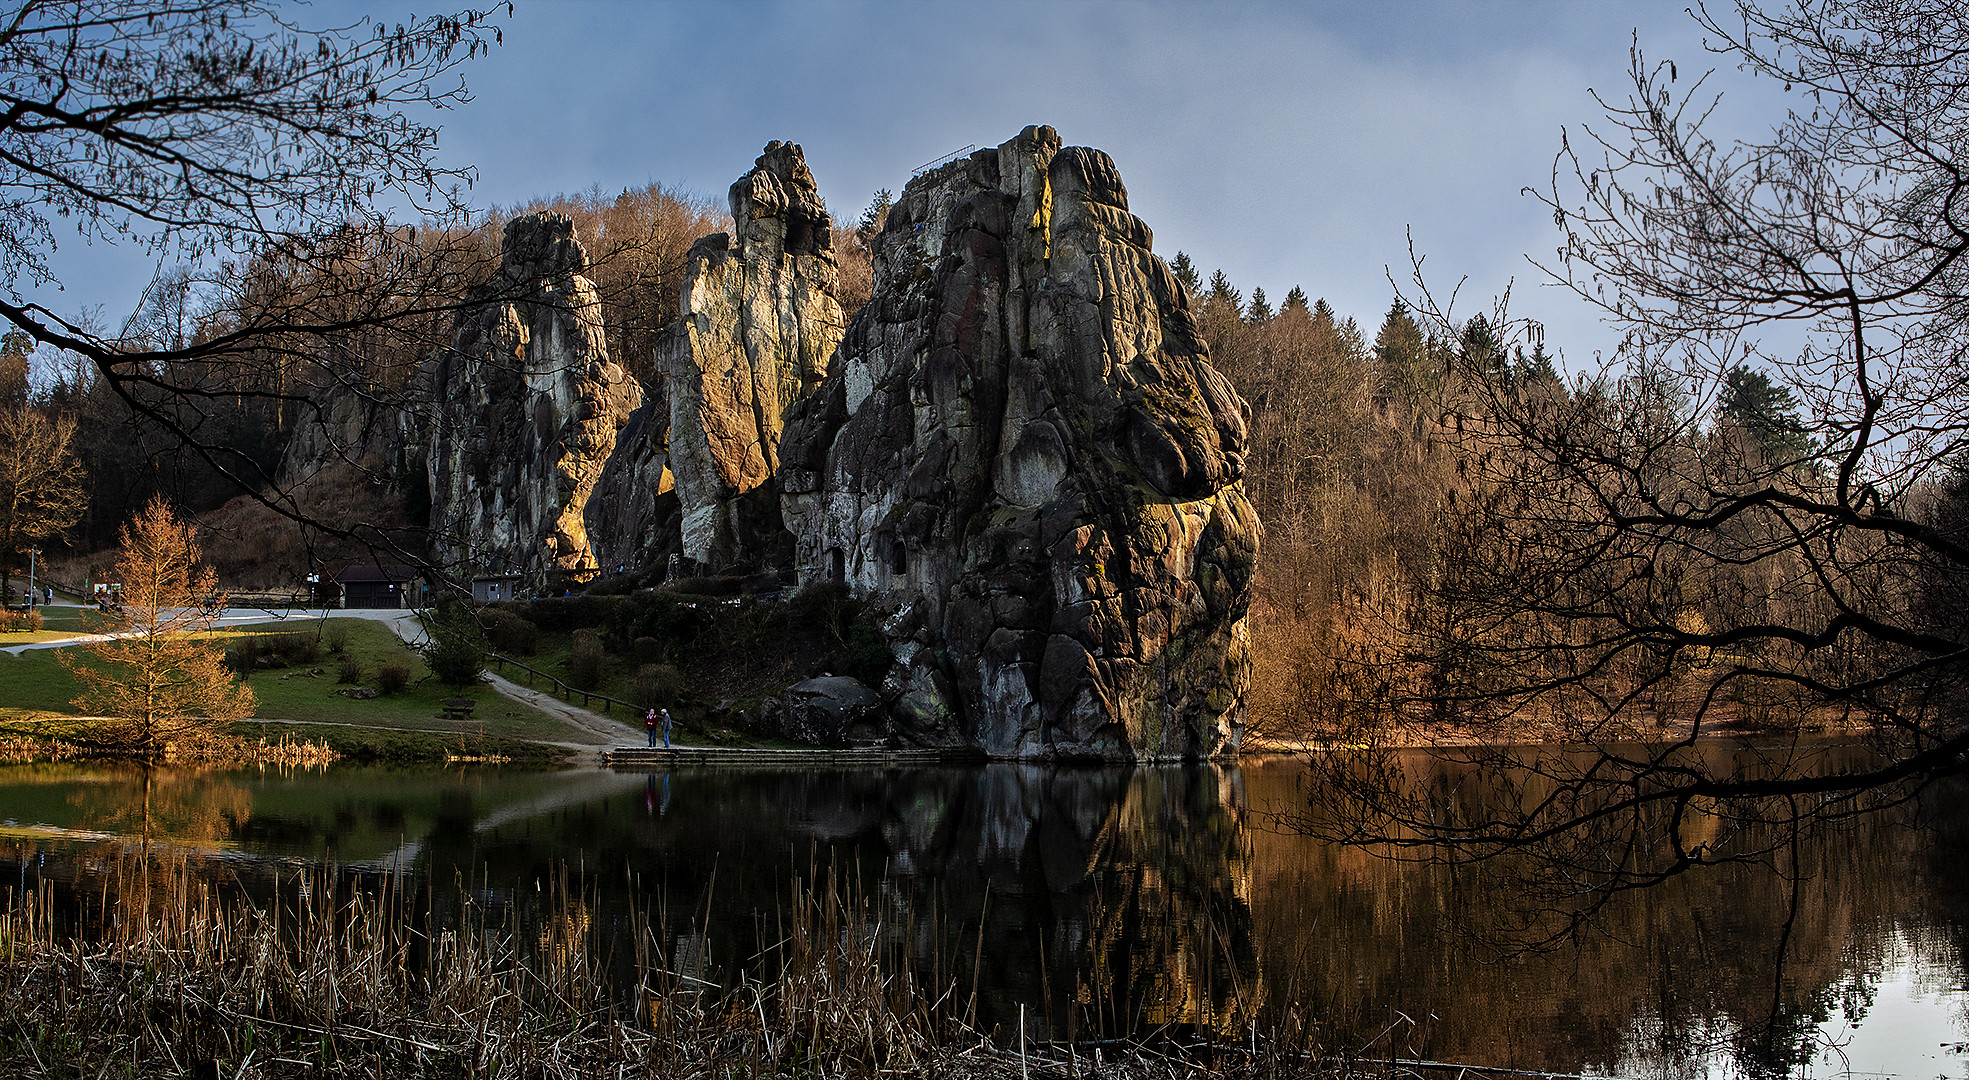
[278,381,423,498]
[663,142,844,571]
[429,213,641,583]
[780,126,1260,762]
[585,393,678,576]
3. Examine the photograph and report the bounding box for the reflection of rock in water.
[863,764,1257,1041]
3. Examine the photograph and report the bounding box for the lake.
[0,748,1963,1079]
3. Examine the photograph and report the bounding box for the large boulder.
[428,212,641,584]
[761,675,885,746]
[663,141,844,572]
[780,126,1259,762]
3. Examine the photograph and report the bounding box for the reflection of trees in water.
[1245,757,1969,1074]
[12,754,1959,1073]
[66,765,253,849]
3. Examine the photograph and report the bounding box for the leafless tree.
[1303,0,1969,929]
[0,0,503,558]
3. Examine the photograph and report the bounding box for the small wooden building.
[334,563,419,609]
[471,573,523,603]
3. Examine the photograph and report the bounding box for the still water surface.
[0,751,1964,1079]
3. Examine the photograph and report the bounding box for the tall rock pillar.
[429,212,641,584]
[663,141,845,572]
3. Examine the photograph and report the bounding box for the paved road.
[0,605,430,656]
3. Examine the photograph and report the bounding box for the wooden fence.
[484,652,639,715]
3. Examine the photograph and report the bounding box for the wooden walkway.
[602,745,973,769]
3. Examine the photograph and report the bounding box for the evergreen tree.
[1372,298,1431,407]
[1207,269,1241,312]
[1338,317,1367,367]
[1282,286,1310,317]
[1719,363,1810,461]
[1246,287,1273,324]
[856,189,894,247]
[0,330,30,410]
[1312,298,1338,334]
[1522,342,1561,387]
[1460,315,1508,385]
[1170,251,1201,297]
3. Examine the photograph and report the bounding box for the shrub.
[265,633,320,667]
[224,636,263,673]
[420,609,487,687]
[335,653,364,685]
[480,608,540,656]
[516,594,623,631]
[633,636,661,663]
[374,660,413,695]
[323,620,351,655]
[0,609,44,632]
[633,663,683,709]
[846,617,894,687]
[585,571,640,596]
[225,632,318,672]
[665,575,745,597]
[566,628,605,691]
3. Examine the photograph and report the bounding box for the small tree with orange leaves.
[64,497,254,759]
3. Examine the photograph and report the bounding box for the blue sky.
[37,0,1772,371]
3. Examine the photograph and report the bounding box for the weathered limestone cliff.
[429,213,641,582]
[780,126,1260,761]
[663,141,844,572]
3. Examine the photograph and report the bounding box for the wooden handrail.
[485,652,638,715]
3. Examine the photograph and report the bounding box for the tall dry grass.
[0,855,1355,1079]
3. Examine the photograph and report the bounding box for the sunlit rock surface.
[780,126,1260,761]
[428,212,641,582]
[662,141,845,572]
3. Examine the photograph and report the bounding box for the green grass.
[0,617,578,746]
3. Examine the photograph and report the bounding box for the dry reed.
[0,855,1356,1079]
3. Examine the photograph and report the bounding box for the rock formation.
[277,381,425,501]
[662,141,844,572]
[428,212,641,583]
[780,126,1260,761]
[585,393,678,576]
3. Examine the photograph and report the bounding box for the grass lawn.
[0,617,576,745]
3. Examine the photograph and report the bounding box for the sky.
[34,0,1780,373]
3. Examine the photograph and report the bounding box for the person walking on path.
[661,708,674,749]
[645,708,659,747]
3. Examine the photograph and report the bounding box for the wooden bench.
[441,698,477,721]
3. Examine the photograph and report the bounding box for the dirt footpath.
[479,670,641,749]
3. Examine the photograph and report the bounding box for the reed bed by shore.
[0,729,337,766]
[0,856,1353,1079]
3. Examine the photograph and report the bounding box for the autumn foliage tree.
[65,498,254,758]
